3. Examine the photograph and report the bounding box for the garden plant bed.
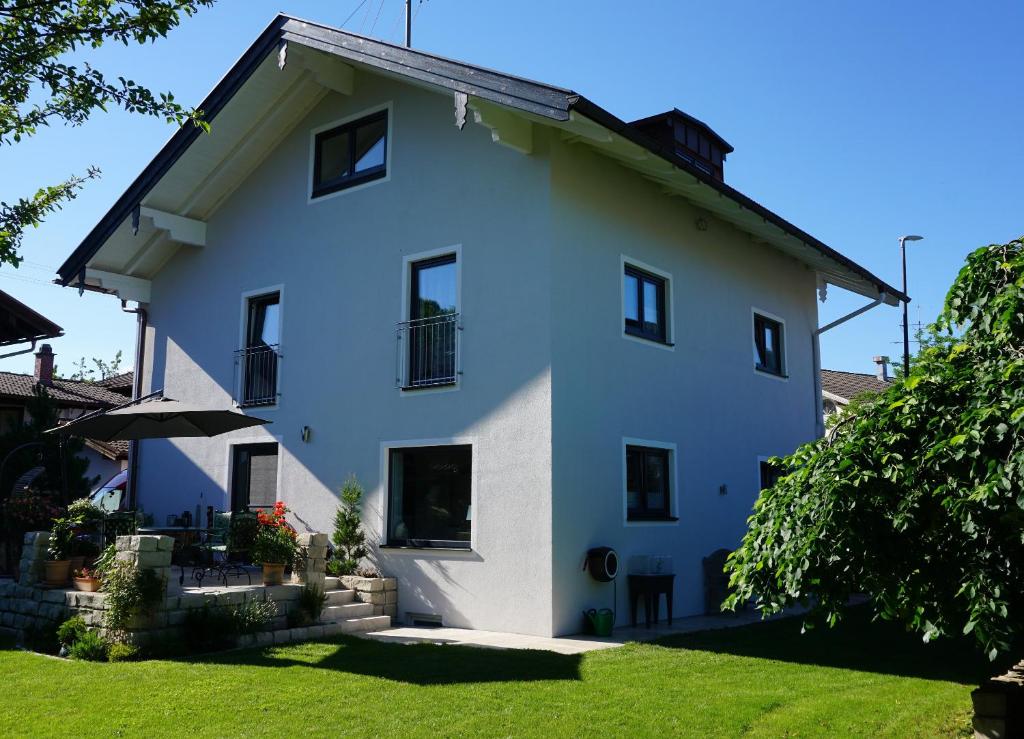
[0,607,1002,737]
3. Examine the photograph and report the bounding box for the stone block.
[341,576,384,592]
[135,551,172,569]
[216,590,246,606]
[115,536,132,551]
[385,590,397,605]
[305,546,327,560]
[382,578,397,590]
[42,589,66,604]
[265,584,302,601]
[272,628,291,644]
[131,536,159,552]
[24,531,49,546]
[235,634,256,649]
[322,622,344,637]
[288,627,310,642]
[167,610,187,627]
[362,592,387,606]
[156,536,175,552]
[384,605,397,619]
[306,625,325,640]
[255,631,273,647]
[372,605,383,616]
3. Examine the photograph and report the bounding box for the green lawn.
[0,609,999,737]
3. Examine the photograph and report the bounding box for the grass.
[0,608,1001,738]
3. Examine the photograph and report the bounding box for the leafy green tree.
[58,350,124,381]
[0,0,214,266]
[725,237,1024,660]
[331,475,368,576]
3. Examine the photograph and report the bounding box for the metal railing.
[396,313,461,389]
[234,344,280,407]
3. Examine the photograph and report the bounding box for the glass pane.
[247,451,278,509]
[259,303,280,346]
[354,118,387,172]
[317,130,351,184]
[643,280,659,326]
[626,449,641,511]
[644,452,668,514]
[414,259,457,318]
[624,273,639,321]
[389,445,472,544]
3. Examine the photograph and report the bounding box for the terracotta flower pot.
[68,555,85,574]
[262,563,285,586]
[44,560,70,588]
[73,577,101,592]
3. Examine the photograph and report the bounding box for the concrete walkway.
[362,608,778,655]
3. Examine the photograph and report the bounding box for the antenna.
[405,0,412,47]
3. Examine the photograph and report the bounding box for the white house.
[56,15,904,637]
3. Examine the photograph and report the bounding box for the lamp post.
[899,234,924,376]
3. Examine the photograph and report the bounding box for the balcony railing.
[396,313,461,389]
[234,344,280,407]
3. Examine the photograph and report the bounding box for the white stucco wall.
[547,138,820,635]
[136,71,555,635]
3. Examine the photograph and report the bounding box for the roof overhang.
[56,13,906,307]
[0,290,63,347]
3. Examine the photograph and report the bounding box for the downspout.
[121,301,148,510]
[0,339,38,360]
[812,290,889,437]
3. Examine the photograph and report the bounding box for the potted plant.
[73,566,101,592]
[253,502,298,586]
[45,517,74,587]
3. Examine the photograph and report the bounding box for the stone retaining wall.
[341,575,398,619]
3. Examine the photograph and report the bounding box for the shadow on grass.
[657,605,1009,685]
[175,635,584,686]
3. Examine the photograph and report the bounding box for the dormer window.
[312,109,388,198]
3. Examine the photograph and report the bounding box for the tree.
[725,236,1024,660]
[331,475,368,576]
[58,350,123,381]
[0,0,214,266]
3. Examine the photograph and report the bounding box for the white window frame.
[379,437,478,552]
[237,284,284,410]
[398,244,463,396]
[223,434,284,513]
[751,306,788,382]
[307,101,393,204]
[622,436,680,527]
[620,254,674,351]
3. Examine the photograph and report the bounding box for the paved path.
[362,608,780,655]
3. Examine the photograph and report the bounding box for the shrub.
[232,600,276,635]
[325,558,343,577]
[298,585,327,624]
[46,517,74,560]
[101,561,163,633]
[107,643,141,662]
[56,616,88,648]
[68,630,108,661]
[331,475,367,576]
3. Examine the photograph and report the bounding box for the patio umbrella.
[46,396,270,441]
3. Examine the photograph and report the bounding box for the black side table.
[628,574,676,627]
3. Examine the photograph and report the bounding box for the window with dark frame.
[623,264,667,343]
[626,445,673,521]
[759,459,783,491]
[405,254,458,388]
[312,110,388,198]
[387,444,472,549]
[753,313,784,376]
[231,443,279,512]
[238,292,279,407]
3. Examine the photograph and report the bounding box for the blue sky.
[1,0,1021,378]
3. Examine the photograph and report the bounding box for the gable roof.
[0,290,63,347]
[56,14,906,307]
[95,371,134,394]
[0,372,129,408]
[821,369,891,404]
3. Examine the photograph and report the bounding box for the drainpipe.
[0,339,38,361]
[121,301,148,510]
[812,292,888,437]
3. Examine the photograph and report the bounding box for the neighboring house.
[0,289,63,352]
[55,16,905,637]
[94,371,134,399]
[822,356,892,417]
[0,345,131,484]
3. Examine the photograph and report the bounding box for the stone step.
[329,615,390,635]
[321,602,373,622]
[324,577,342,590]
[324,589,354,606]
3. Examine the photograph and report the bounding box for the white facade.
[64,22,899,637]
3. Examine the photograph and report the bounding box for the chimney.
[873,355,889,382]
[34,344,54,386]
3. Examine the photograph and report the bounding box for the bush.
[101,561,163,632]
[68,630,108,661]
[232,600,276,635]
[325,558,344,577]
[298,585,327,623]
[331,475,367,576]
[56,616,88,648]
[107,643,141,662]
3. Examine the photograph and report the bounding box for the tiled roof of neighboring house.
[821,369,891,404]
[0,372,128,407]
[95,371,134,395]
[84,438,129,461]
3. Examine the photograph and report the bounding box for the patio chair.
[188,511,255,587]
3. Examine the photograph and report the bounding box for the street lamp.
[899,234,924,376]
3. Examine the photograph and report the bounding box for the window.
[312,110,388,198]
[388,444,472,548]
[753,312,784,376]
[624,265,667,343]
[403,254,458,388]
[238,292,280,407]
[759,459,783,491]
[626,445,673,521]
[231,443,278,512]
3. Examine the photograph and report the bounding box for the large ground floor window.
[388,444,472,549]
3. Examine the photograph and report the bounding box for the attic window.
[312,110,388,198]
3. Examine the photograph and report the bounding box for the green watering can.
[584,608,615,637]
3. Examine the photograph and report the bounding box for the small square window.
[753,313,784,375]
[624,265,667,343]
[626,445,673,521]
[312,110,388,198]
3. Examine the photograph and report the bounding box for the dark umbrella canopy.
[47,398,270,441]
